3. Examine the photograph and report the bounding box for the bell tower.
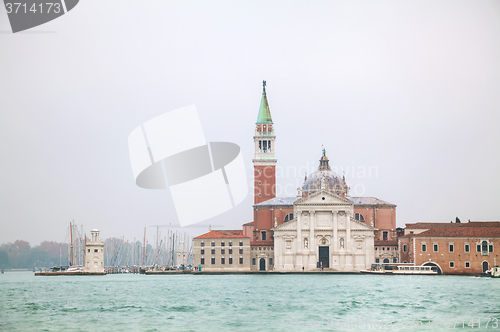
[253,81,277,204]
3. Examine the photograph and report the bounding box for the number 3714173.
[5,3,61,14]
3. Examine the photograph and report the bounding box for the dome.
[302,169,344,192]
[301,151,346,194]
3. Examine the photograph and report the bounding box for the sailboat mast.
[70,221,73,266]
[142,227,146,267]
[126,240,129,266]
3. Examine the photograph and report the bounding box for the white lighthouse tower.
[85,229,105,273]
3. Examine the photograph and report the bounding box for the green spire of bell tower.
[256,80,273,124]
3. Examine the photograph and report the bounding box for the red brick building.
[399,221,500,275]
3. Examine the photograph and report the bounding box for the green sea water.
[1,272,499,331]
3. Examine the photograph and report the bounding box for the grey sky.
[1,0,499,245]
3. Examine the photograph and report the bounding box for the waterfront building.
[193,230,251,272]
[248,82,395,271]
[399,221,500,274]
[85,229,104,272]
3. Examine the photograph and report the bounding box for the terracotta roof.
[350,197,396,206]
[375,240,398,246]
[194,230,248,239]
[220,230,243,235]
[413,227,500,238]
[242,222,254,227]
[405,222,500,229]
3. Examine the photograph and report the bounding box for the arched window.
[383,258,389,264]
[482,240,488,253]
[354,213,365,221]
[284,213,294,222]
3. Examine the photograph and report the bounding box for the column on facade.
[333,211,338,252]
[275,234,281,269]
[296,211,302,269]
[346,211,351,252]
[345,211,353,270]
[309,211,316,269]
[331,211,339,269]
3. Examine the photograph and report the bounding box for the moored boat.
[487,266,500,278]
[361,263,439,275]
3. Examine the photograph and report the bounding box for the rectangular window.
[229,242,232,247]
[228,249,233,254]
[375,258,379,263]
[211,249,215,255]
[94,249,98,252]
[239,241,243,246]
[433,244,438,252]
[201,242,205,247]
[211,258,215,265]
[449,262,454,268]
[465,262,470,268]
[211,242,215,247]
[464,244,470,253]
[261,231,266,241]
[252,258,256,265]
[229,257,233,264]
[489,244,493,253]
[449,244,454,252]
[201,249,204,255]
[477,244,481,252]
[221,258,225,264]
[239,257,243,264]
[269,258,273,265]
[221,249,225,254]
[200,258,205,265]
[421,244,427,252]
[383,231,388,240]
[239,248,243,254]
[88,249,90,253]
[403,244,407,252]
[221,242,225,247]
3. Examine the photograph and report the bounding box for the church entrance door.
[319,246,329,268]
[259,258,266,271]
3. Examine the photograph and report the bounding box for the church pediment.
[273,218,297,231]
[350,218,376,231]
[295,190,353,206]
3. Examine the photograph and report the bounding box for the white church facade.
[273,181,375,272]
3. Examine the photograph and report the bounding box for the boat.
[487,266,500,278]
[361,263,438,275]
[51,266,68,272]
[66,265,84,272]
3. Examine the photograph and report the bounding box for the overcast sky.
[1,0,499,246]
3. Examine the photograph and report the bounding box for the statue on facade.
[340,238,345,249]
[304,238,308,249]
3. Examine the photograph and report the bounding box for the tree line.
[0,238,159,269]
